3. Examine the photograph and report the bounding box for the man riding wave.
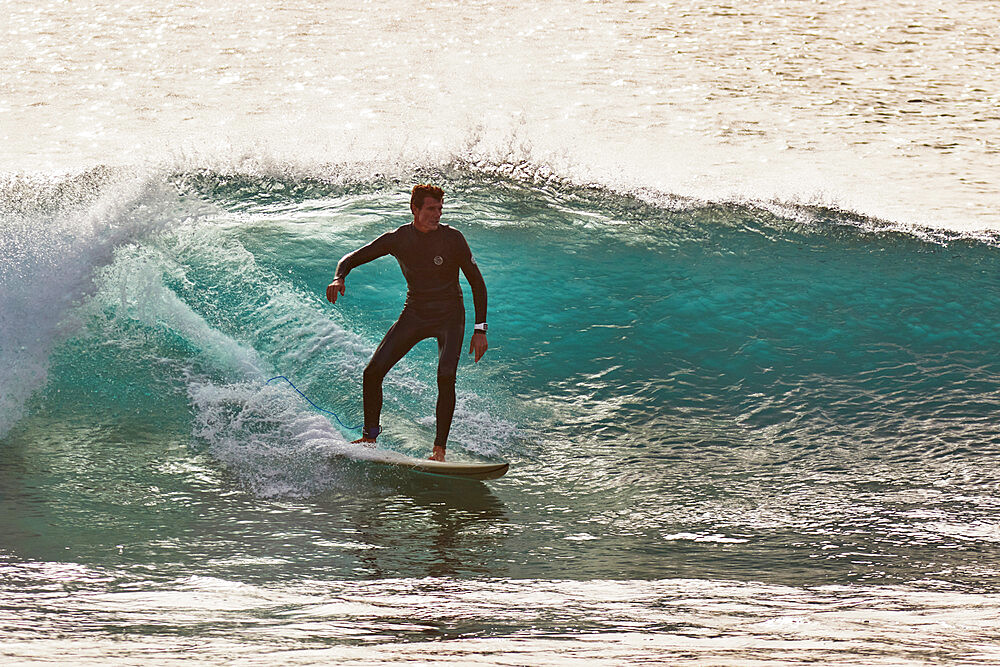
[326,185,488,461]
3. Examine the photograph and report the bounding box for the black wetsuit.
[334,223,487,448]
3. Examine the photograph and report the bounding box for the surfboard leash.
[265,375,362,432]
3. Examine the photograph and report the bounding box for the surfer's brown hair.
[410,184,444,212]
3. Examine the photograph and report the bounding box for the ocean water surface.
[3,1,1000,664]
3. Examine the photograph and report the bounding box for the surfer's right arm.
[326,231,396,305]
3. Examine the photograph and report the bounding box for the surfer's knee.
[436,371,456,389]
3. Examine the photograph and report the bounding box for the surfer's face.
[412,197,443,233]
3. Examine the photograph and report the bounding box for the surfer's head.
[410,184,444,212]
[411,184,444,233]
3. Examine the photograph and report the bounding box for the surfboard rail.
[382,458,510,481]
[334,447,510,480]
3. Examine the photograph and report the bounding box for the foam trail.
[188,380,359,498]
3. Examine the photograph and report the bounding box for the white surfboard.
[337,446,509,481]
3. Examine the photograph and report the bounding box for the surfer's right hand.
[326,279,345,304]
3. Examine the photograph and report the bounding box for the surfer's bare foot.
[352,437,377,448]
[429,445,446,461]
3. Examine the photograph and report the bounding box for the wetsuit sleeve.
[457,234,487,324]
[334,231,396,281]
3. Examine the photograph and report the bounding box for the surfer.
[326,185,488,462]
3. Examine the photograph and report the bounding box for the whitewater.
[3,1,1000,664]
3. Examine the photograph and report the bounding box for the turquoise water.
[4,165,1000,663]
[5,0,1000,662]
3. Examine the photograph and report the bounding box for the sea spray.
[0,171,211,437]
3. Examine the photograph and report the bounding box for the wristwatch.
[474,323,488,335]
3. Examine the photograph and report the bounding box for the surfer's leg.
[363,310,425,434]
[433,314,466,449]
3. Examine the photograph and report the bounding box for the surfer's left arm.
[458,235,488,363]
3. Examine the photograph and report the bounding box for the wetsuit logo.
[434,255,443,266]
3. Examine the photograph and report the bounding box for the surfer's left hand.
[469,331,488,362]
